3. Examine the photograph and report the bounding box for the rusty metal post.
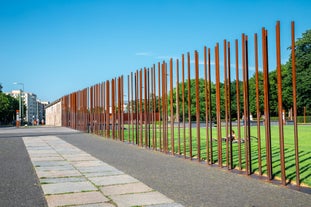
[242,34,251,175]
[291,21,300,187]
[153,65,157,149]
[158,62,162,151]
[208,48,213,164]
[254,33,262,175]
[262,28,273,180]
[227,42,233,170]
[128,75,130,142]
[170,58,174,154]
[276,21,286,185]
[204,46,209,164]
[182,54,186,158]
[144,68,148,147]
[140,69,143,146]
[235,39,242,170]
[224,40,229,168]
[187,52,192,159]
[164,61,168,153]
[151,66,154,148]
[176,59,180,155]
[147,68,150,148]
[215,43,222,167]
[131,72,134,143]
[135,71,138,145]
[195,50,200,161]
[106,81,110,137]
[122,76,125,142]
[112,79,115,139]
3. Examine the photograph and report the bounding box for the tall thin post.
[276,21,286,185]
[291,21,300,187]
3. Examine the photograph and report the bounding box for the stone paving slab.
[110,191,175,207]
[33,160,69,167]
[75,203,115,207]
[23,136,183,207]
[100,182,153,196]
[45,191,109,207]
[40,176,86,184]
[30,156,65,161]
[42,181,97,194]
[36,169,82,178]
[83,171,124,178]
[76,166,119,173]
[89,175,139,186]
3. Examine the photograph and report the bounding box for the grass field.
[118,124,311,187]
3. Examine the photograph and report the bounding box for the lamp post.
[13,82,24,125]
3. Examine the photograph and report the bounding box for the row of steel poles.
[61,21,300,187]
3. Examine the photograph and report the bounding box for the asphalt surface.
[1,126,311,207]
[0,129,47,206]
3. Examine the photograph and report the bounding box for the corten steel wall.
[60,21,303,188]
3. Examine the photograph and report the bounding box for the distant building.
[7,90,49,124]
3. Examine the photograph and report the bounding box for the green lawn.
[114,124,311,187]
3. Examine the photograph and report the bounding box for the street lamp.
[13,82,24,125]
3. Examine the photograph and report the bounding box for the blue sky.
[1,0,310,102]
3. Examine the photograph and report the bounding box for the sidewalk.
[23,135,183,207]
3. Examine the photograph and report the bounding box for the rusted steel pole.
[215,43,222,167]
[254,33,262,175]
[187,52,192,159]
[276,21,286,185]
[235,39,242,170]
[291,21,300,187]
[224,40,229,168]
[228,42,233,170]
[131,72,134,143]
[165,62,169,153]
[122,76,125,142]
[152,66,155,149]
[158,62,162,151]
[204,46,209,163]
[262,28,273,180]
[135,71,138,145]
[245,36,252,174]
[207,48,213,164]
[170,58,174,154]
[151,66,154,148]
[182,54,186,158]
[112,79,116,139]
[195,50,200,161]
[106,81,110,137]
[128,75,130,142]
[153,65,157,149]
[244,35,252,175]
[162,62,167,152]
[204,46,210,164]
[140,69,143,146]
[176,59,180,155]
[144,68,148,147]
[147,68,150,148]
[102,83,106,136]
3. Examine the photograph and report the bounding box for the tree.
[283,29,311,115]
[0,87,19,125]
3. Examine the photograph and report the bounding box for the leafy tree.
[0,86,19,125]
[283,29,311,115]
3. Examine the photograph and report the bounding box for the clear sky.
[1,0,310,102]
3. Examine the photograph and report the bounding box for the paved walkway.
[1,126,311,207]
[23,135,183,207]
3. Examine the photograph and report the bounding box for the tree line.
[169,29,311,121]
[0,84,20,125]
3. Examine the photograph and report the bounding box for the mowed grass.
[121,124,311,187]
